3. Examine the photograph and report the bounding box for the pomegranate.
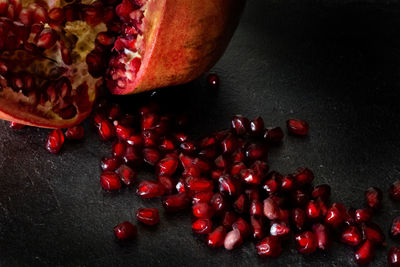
[0,0,246,128]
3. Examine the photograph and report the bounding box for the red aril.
[312,223,331,250]
[231,115,250,136]
[224,229,243,250]
[232,217,250,238]
[263,127,284,143]
[136,181,164,199]
[295,231,317,255]
[340,225,362,246]
[256,236,282,258]
[361,222,385,245]
[100,156,121,172]
[192,202,214,218]
[100,171,122,191]
[287,119,309,136]
[250,216,265,239]
[207,226,226,248]
[365,187,383,210]
[388,247,400,266]
[390,180,400,201]
[116,164,136,186]
[46,129,64,154]
[114,221,137,240]
[162,193,190,212]
[136,208,160,226]
[65,125,84,140]
[249,116,264,136]
[269,221,290,239]
[192,218,212,234]
[354,240,375,264]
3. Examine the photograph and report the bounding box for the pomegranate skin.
[109,0,246,95]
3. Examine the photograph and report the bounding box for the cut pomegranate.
[365,187,382,210]
[388,247,400,266]
[114,221,137,241]
[136,208,159,226]
[100,171,122,191]
[390,181,400,201]
[256,236,282,258]
[46,129,64,154]
[295,231,317,255]
[224,229,243,250]
[354,240,375,264]
[287,119,309,136]
[65,125,84,140]
[142,148,161,166]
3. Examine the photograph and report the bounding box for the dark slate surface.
[1,1,400,266]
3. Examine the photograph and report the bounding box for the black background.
[1,1,400,266]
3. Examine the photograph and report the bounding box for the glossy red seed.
[142,130,158,147]
[361,222,385,245]
[311,184,331,200]
[141,112,158,131]
[231,149,245,163]
[270,221,290,239]
[325,203,344,229]
[214,155,229,169]
[355,208,373,223]
[180,141,197,154]
[162,193,190,212]
[10,121,25,130]
[211,193,227,214]
[256,236,282,258]
[306,200,321,220]
[231,115,250,136]
[232,217,250,238]
[263,197,280,220]
[126,134,143,146]
[390,181,400,201]
[100,171,122,191]
[295,231,317,255]
[159,138,175,152]
[391,217,400,239]
[388,247,400,266]
[136,208,159,226]
[281,175,295,191]
[233,194,247,214]
[218,175,240,196]
[224,229,243,250]
[245,143,266,160]
[101,156,121,171]
[207,73,219,89]
[293,167,314,184]
[192,202,214,218]
[287,119,309,136]
[292,208,307,231]
[192,191,214,205]
[354,240,375,264]
[248,215,264,239]
[192,218,212,234]
[221,134,238,154]
[158,176,175,194]
[231,162,246,176]
[312,223,330,250]
[123,146,141,164]
[250,200,263,217]
[65,125,84,140]
[240,169,261,185]
[96,120,115,141]
[263,176,281,194]
[200,135,217,148]
[222,211,237,230]
[136,181,164,199]
[113,221,137,240]
[186,178,214,192]
[340,225,362,246]
[156,156,179,176]
[250,117,264,136]
[142,148,161,166]
[112,141,126,158]
[115,125,132,140]
[263,127,284,143]
[116,164,136,186]
[207,226,226,248]
[46,129,64,154]
[365,187,382,210]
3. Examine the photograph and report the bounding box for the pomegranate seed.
[291,208,307,231]
[231,115,250,136]
[232,217,250,238]
[192,202,214,218]
[142,130,158,147]
[101,156,121,171]
[100,171,122,191]
[211,193,227,214]
[176,179,186,193]
[240,169,261,185]
[218,175,240,196]
[263,127,284,143]
[192,218,212,234]
[142,148,161,166]
[295,231,317,255]
[126,134,143,146]
[317,198,329,217]
[162,193,190,212]
[64,125,84,140]
[354,240,375,264]
[233,194,247,214]
[250,200,263,217]
[325,203,345,229]
[390,180,400,201]
[343,207,356,226]
[123,146,141,165]
[388,247,400,266]
[365,187,382,210]
[256,236,282,258]
[156,156,179,176]
[115,124,132,140]
[96,120,115,141]
[287,119,309,136]
[306,200,321,220]
[340,225,362,246]
[158,176,175,194]
[113,221,137,240]
[214,155,229,169]
[291,189,309,207]
[192,191,214,205]
[174,132,188,143]
[221,134,238,154]
[231,149,245,163]
[222,211,237,230]
[361,222,385,245]
[245,188,260,201]
[141,112,158,131]
[200,135,217,148]
[292,167,314,184]
[224,229,243,250]
[263,197,280,220]
[136,181,164,199]
[245,143,266,161]
[108,104,122,120]
[46,129,64,154]
[391,217,400,239]
[180,141,197,154]
[136,208,160,226]
[207,226,226,248]
[112,141,126,157]
[9,121,24,130]
[311,184,331,200]
[355,208,373,223]
[270,220,290,239]
[207,73,219,89]
[248,216,264,240]
[250,117,264,136]
[281,175,295,191]
[263,174,281,194]
[159,138,175,152]
[116,164,136,186]
[186,178,214,192]
[312,223,331,250]
[199,147,218,160]
[231,162,246,176]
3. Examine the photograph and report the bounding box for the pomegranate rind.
[110,0,246,95]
